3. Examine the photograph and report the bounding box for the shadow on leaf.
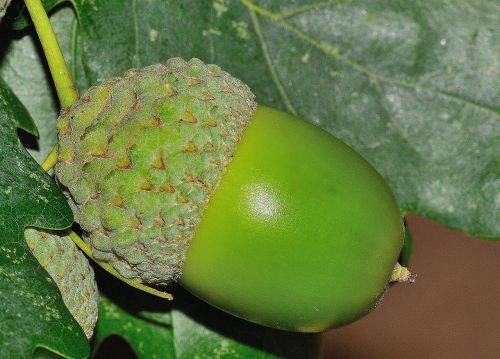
[94,263,321,358]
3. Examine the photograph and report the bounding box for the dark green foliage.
[0,78,87,358]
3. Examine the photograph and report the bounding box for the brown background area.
[323,215,500,359]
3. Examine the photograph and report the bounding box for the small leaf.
[0,79,87,358]
[0,75,37,135]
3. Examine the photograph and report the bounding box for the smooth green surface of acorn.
[180,106,404,332]
[55,58,404,333]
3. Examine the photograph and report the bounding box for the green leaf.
[93,273,175,359]
[72,0,499,239]
[0,78,87,358]
[72,0,284,107]
[92,270,320,359]
[0,75,37,135]
[32,347,67,359]
[171,292,321,359]
[0,5,85,164]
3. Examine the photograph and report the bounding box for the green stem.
[25,0,78,108]
[26,0,78,170]
[41,145,57,171]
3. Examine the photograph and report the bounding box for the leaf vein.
[132,0,141,67]
[241,0,499,118]
[280,0,344,19]
[247,7,297,115]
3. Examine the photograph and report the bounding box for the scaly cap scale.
[55,58,256,286]
[25,228,98,339]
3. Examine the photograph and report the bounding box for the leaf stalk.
[25,0,78,109]
[25,0,77,171]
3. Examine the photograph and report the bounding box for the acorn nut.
[55,57,405,332]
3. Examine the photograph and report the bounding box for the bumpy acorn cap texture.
[25,228,99,339]
[55,58,257,286]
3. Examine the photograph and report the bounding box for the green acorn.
[25,228,98,339]
[56,58,255,286]
[55,57,406,332]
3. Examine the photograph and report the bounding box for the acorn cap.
[25,228,98,339]
[55,58,257,286]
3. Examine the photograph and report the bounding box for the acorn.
[25,228,98,339]
[55,57,405,332]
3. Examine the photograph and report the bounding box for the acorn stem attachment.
[68,231,173,300]
[390,262,415,283]
[41,145,57,171]
[25,0,78,108]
